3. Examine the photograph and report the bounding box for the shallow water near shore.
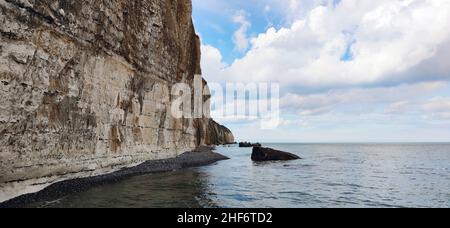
[29,143,450,208]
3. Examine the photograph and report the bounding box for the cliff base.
[0,147,229,208]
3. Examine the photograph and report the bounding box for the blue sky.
[193,0,282,63]
[192,0,450,143]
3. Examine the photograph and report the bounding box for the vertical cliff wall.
[0,0,234,202]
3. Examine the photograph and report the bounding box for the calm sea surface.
[31,143,450,208]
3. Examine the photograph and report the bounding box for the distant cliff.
[0,0,234,202]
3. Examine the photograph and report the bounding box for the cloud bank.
[204,0,450,88]
[197,0,450,141]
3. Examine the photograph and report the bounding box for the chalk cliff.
[0,0,234,202]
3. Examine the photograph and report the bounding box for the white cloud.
[232,10,252,52]
[201,45,227,76]
[281,81,448,116]
[203,0,450,91]
[198,0,450,140]
[385,96,450,121]
[423,97,450,113]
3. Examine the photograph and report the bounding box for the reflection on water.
[30,170,217,208]
[30,143,450,208]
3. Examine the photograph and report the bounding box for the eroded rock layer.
[0,0,234,202]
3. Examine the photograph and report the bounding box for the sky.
[192,0,450,143]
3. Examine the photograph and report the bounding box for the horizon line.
[235,141,450,144]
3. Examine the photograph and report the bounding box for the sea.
[29,143,450,208]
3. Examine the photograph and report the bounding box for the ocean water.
[30,143,450,208]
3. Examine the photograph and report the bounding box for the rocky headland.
[0,0,234,203]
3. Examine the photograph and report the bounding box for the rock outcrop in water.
[0,0,234,202]
[251,147,301,162]
[239,142,261,148]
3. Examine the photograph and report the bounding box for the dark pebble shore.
[0,146,229,208]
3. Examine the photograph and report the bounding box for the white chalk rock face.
[0,0,234,202]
